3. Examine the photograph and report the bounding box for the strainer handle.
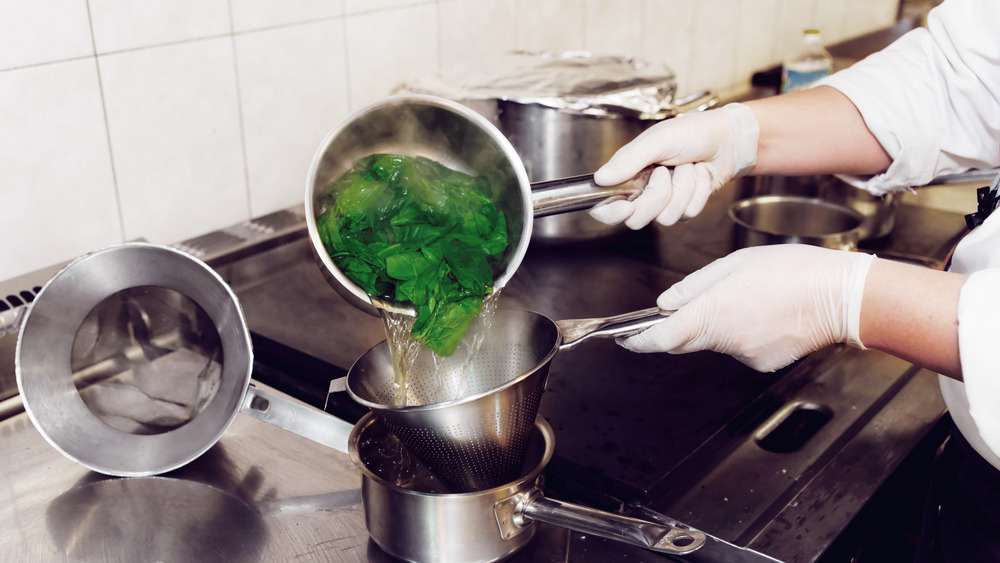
[555,307,672,351]
[505,490,706,555]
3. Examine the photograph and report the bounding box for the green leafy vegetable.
[316,154,509,356]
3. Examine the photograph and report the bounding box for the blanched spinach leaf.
[317,154,509,356]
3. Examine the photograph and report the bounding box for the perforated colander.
[338,307,669,492]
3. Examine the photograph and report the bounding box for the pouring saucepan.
[304,94,651,317]
[15,242,353,476]
[329,307,670,492]
[349,412,706,563]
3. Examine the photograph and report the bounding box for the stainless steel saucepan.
[305,94,650,316]
[349,412,706,562]
[14,242,353,476]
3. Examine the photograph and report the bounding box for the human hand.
[589,103,759,229]
[619,245,875,372]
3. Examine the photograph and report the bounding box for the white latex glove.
[620,245,875,372]
[589,102,759,229]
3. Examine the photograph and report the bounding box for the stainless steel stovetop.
[0,178,965,562]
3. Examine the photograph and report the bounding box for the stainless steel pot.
[497,90,718,244]
[332,307,670,492]
[305,94,651,317]
[349,412,706,562]
[740,174,899,240]
[729,195,863,251]
[14,242,353,476]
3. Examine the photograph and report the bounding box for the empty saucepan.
[15,242,353,476]
[305,94,651,316]
[729,195,864,251]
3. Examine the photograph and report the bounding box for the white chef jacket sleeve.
[816,0,1000,195]
[954,268,1000,465]
[943,212,1000,468]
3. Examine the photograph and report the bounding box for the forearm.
[745,86,892,177]
[859,257,965,379]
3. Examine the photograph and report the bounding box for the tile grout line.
[85,0,127,243]
[227,0,254,220]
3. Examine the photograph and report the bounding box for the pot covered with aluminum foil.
[398,51,717,244]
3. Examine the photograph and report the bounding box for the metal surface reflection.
[47,475,266,563]
[71,286,222,435]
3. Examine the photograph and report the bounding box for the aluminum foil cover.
[397,51,678,119]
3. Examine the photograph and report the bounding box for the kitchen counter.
[0,381,371,562]
[0,174,969,561]
[0,10,980,561]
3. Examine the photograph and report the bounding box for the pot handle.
[672,89,720,117]
[526,92,718,218]
[496,489,705,556]
[529,167,652,218]
[555,307,671,351]
[323,376,349,411]
[0,305,27,341]
[240,384,353,454]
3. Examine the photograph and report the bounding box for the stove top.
[0,178,961,562]
[206,180,958,560]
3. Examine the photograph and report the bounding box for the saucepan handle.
[672,89,720,117]
[323,376,349,412]
[530,167,653,218]
[240,384,353,454]
[496,489,706,556]
[527,91,720,219]
[0,306,27,341]
[555,307,672,351]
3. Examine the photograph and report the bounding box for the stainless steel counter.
[0,170,972,562]
[0,381,373,562]
[0,14,979,558]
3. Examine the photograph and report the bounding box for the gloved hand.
[589,102,760,229]
[619,245,875,372]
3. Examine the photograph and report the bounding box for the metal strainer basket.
[337,307,669,492]
[344,310,558,492]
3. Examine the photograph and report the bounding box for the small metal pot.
[331,307,670,492]
[349,412,706,563]
[740,175,899,240]
[14,242,353,476]
[305,95,652,317]
[729,195,863,251]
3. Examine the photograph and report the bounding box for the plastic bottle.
[780,28,833,94]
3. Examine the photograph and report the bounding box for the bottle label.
[781,68,831,94]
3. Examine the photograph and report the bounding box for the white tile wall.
[345,4,438,106]
[0,0,901,282]
[516,0,587,54]
[230,0,344,32]
[234,19,350,215]
[88,0,232,54]
[1,59,121,279]
[98,38,248,245]
[438,0,519,70]
[0,1,93,69]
